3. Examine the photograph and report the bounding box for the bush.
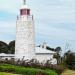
[51,65,64,75]
[0,64,15,72]
[64,52,75,70]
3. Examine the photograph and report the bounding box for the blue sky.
[0,0,75,53]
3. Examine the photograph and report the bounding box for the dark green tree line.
[64,50,75,69]
[0,40,15,54]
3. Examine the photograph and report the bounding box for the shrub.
[51,65,64,75]
[64,52,75,70]
[0,64,15,72]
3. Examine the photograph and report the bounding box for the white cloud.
[36,24,75,41]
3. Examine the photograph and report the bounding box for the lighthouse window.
[27,9,30,15]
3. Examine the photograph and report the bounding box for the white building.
[0,53,14,60]
[15,0,57,64]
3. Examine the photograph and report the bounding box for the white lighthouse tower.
[15,0,35,60]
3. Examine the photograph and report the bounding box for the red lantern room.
[20,0,30,15]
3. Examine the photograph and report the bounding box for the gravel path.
[61,70,75,75]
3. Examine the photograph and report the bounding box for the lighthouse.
[14,0,57,64]
[15,0,35,60]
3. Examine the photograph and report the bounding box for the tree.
[54,47,62,64]
[0,41,8,53]
[8,40,15,54]
[0,40,15,54]
[64,50,75,69]
[46,46,55,51]
[55,47,62,54]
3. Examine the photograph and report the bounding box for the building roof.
[0,53,14,57]
[35,47,56,54]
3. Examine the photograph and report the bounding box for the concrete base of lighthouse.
[15,54,35,61]
[15,44,57,65]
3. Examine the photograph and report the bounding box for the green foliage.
[53,53,61,65]
[8,40,15,54]
[64,51,75,70]
[55,47,62,53]
[0,64,58,75]
[46,46,55,51]
[54,47,62,65]
[0,72,16,75]
[0,40,15,54]
[0,64,15,72]
[0,41,8,53]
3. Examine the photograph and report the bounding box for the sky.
[0,0,75,53]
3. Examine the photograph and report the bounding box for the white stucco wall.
[35,54,57,64]
[15,15,35,60]
[35,54,53,62]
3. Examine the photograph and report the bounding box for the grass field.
[0,72,20,75]
[61,70,75,75]
[0,64,57,75]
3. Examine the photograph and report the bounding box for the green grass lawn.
[61,69,75,75]
[0,64,57,75]
[0,72,20,75]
